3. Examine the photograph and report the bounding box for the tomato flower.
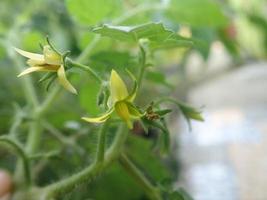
[82,70,143,129]
[14,45,77,94]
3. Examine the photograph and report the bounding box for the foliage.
[1,0,264,199]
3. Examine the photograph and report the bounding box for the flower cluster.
[15,42,143,129]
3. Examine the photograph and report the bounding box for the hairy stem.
[119,153,162,200]
[43,124,127,199]
[95,121,109,163]
[0,136,31,186]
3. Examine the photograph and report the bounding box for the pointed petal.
[57,65,77,94]
[82,108,114,123]
[17,66,58,77]
[110,70,128,102]
[14,47,45,61]
[43,45,62,65]
[115,101,133,129]
[27,59,46,67]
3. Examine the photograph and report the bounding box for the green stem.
[25,118,43,154]
[137,45,147,87]
[76,35,101,63]
[154,97,183,107]
[66,58,102,84]
[0,136,31,185]
[11,55,39,109]
[9,108,24,137]
[37,85,61,116]
[44,124,127,199]
[95,121,109,163]
[119,153,162,200]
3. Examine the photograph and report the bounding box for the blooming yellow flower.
[82,70,143,129]
[14,45,77,94]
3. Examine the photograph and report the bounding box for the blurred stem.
[0,136,31,186]
[95,121,109,164]
[37,86,61,116]
[25,118,42,154]
[11,56,39,109]
[76,35,101,63]
[119,153,162,200]
[44,124,127,199]
[9,108,24,137]
[137,45,147,87]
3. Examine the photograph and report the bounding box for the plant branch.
[76,35,101,63]
[43,124,127,199]
[66,58,102,84]
[119,153,162,200]
[95,121,109,164]
[0,136,31,185]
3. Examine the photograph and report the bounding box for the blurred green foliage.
[0,0,267,199]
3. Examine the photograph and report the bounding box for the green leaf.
[167,0,228,27]
[66,0,121,25]
[93,23,193,47]
[192,28,216,59]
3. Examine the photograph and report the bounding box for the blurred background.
[0,0,267,199]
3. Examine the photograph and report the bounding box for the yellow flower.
[82,70,143,129]
[14,45,77,94]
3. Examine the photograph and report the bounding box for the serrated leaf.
[93,22,193,47]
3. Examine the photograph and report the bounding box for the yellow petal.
[17,66,58,77]
[27,59,46,67]
[14,47,45,61]
[57,65,77,94]
[43,45,61,65]
[82,108,114,123]
[115,101,133,129]
[110,70,128,102]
